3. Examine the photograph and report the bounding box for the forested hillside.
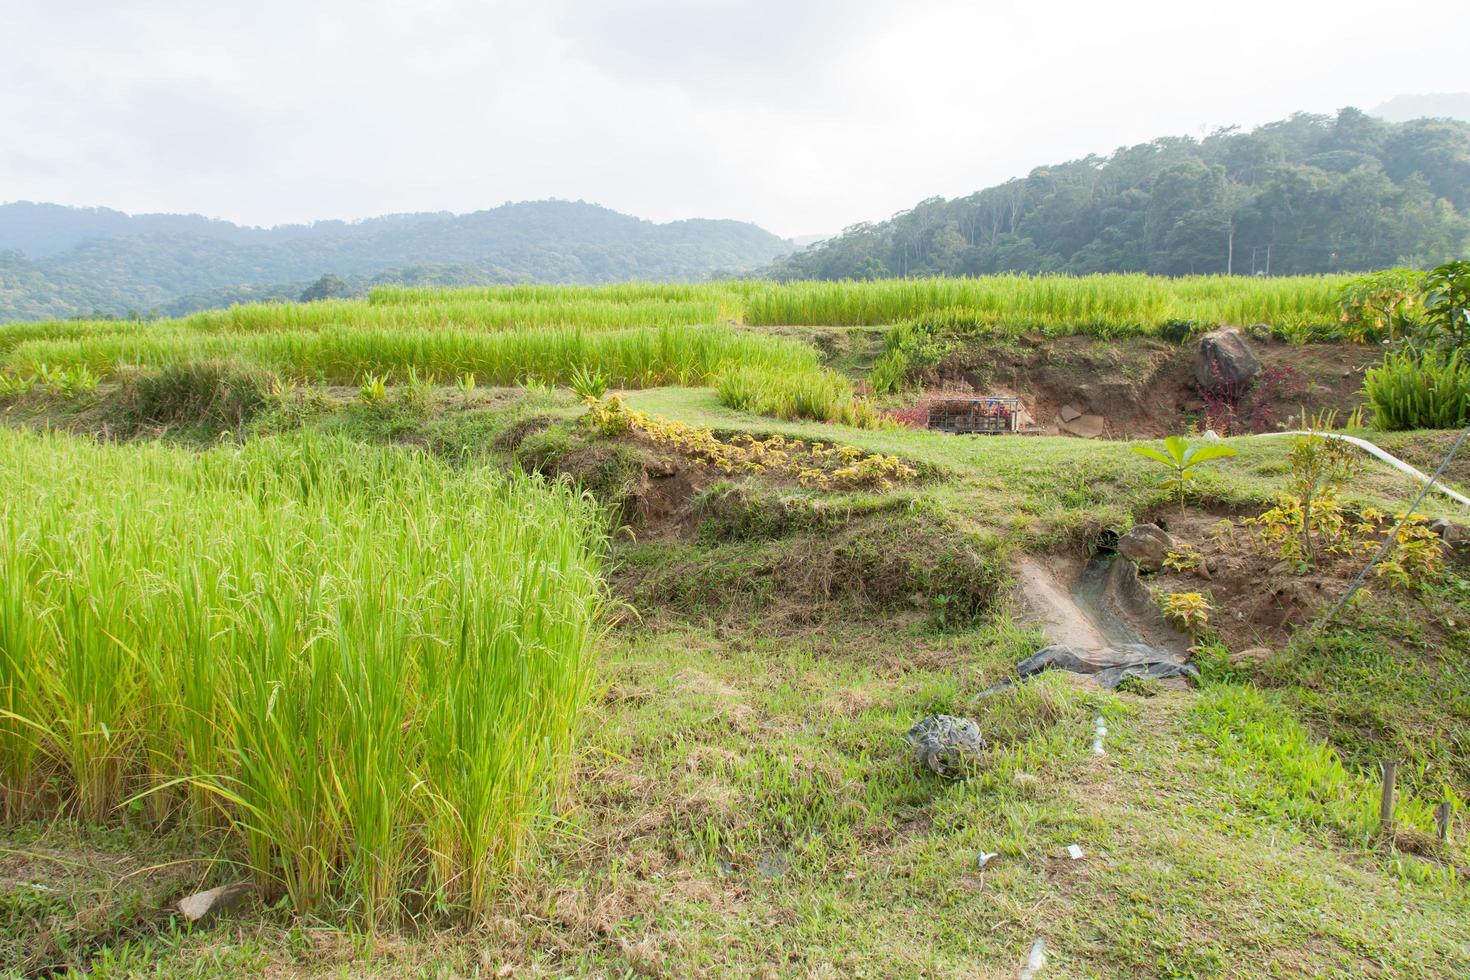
[0,200,792,320]
[771,109,1470,280]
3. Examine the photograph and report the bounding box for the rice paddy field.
[2,274,1469,977]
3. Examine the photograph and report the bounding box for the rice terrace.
[3,9,1470,975]
[1,265,1468,977]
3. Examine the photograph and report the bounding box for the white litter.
[1092,716,1107,755]
[976,851,998,870]
[1066,844,1084,860]
[1018,937,1048,979]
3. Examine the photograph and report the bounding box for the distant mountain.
[1372,93,1470,124]
[0,200,794,321]
[768,109,1470,281]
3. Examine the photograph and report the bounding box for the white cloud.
[1,0,1464,237]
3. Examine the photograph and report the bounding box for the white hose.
[1250,431,1470,509]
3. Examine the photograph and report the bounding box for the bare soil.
[930,336,1381,440]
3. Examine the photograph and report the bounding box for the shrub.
[120,361,273,431]
[1363,349,1470,430]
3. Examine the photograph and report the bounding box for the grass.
[0,429,606,923]
[2,277,1468,974]
[3,323,819,388]
[744,274,1355,338]
[715,362,878,427]
[8,623,1467,976]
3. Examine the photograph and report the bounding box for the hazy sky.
[2,0,1465,238]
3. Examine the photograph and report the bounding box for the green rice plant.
[717,363,878,428]
[0,430,606,922]
[744,274,1349,337]
[455,371,477,402]
[5,324,820,391]
[1363,349,1470,430]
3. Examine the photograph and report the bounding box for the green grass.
[9,624,1467,976]
[1365,348,1470,430]
[3,323,819,388]
[744,274,1354,337]
[0,429,606,922]
[621,387,1470,533]
[715,362,878,427]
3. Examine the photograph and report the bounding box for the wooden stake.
[1378,761,1397,842]
[1436,802,1452,842]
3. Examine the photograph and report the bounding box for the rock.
[906,714,985,777]
[176,882,254,923]
[1230,646,1273,667]
[1247,322,1273,341]
[1193,327,1260,390]
[1059,403,1083,422]
[1061,414,1106,438]
[1117,523,1175,571]
[1431,518,1468,545]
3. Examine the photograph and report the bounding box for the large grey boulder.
[1193,327,1260,390]
[1118,523,1175,571]
[907,714,985,776]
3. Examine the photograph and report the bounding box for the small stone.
[176,882,254,922]
[906,714,985,777]
[1117,523,1176,571]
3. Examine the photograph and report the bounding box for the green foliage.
[769,110,1470,281]
[1193,683,1445,843]
[568,364,608,400]
[1129,435,1238,511]
[0,200,790,321]
[1418,259,1470,353]
[119,361,274,433]
[1285,412,1360,561]
[1334,268,1424,342]
[5,323,819,390]
[867,317,953,394]
[358,371,389,406]
[1364,348,1470,430]
[1160,591,1212,632]
[746,275,1353,338]
[0,429,606,921]
[716,363,878,428]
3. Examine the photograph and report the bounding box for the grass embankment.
[0,429,606,923]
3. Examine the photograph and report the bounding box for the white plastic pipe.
[1251,431,1470,508]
